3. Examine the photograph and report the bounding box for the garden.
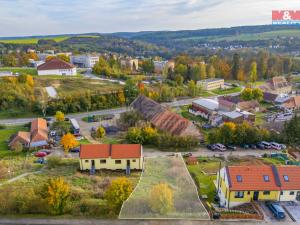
[119,155,209,219]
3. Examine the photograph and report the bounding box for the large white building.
[153,60,175,74]
[70,55,99,68]
[37,58,77,76]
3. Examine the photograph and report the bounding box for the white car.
[279,144,287,150]
[270,142,282,150]
[215,143,227,152]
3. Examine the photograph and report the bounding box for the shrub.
[47,156,62,169]
[0,124,6,129]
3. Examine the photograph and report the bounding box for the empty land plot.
[35,77,122,96]
[119,156,209,220]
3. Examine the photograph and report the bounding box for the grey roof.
[193,98,219,111]
[221,111,243,119]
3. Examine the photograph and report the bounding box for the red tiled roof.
[79,144,110,159]
[227,166,281,191]
[37,58,75,71]
[9,131,31,146]
[283,96,300,109]
[277,166,300,190]
[111,144,141,159]
[79,144,141,159]
[30,118,48,142]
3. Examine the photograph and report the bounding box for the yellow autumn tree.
[104,177,133,213]
[25,75,34,87]
[117,91,126,105]
[149,183,174,214]
[96,126,106,139]
[55,111,65,122]
[45,177,70,215]
[60,133,79,152]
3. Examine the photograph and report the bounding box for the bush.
[0,124,6,129]
[47,156,62,169]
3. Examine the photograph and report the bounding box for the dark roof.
[37,58,75,71]
[263,92,278,102]
[131,95,201,137]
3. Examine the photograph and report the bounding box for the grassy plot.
[0,36,69,44]
[212,86,242,95]
[0,67,37,75]
[34,77,122,96]
[120,156,209,219]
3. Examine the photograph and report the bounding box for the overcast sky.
[0,0,300,37]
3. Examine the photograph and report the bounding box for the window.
[100,160,106,164]
[280,191,283,195]
[247,191,251,195]
[263,191,270,195]
[132,159,136,162]
[290,191,295,195]
[263,175,270,182]
[115,160,121,164]
[85,160,89,163]
[283,175,289,182]
[235,191,244,198]
[236,175,242,182]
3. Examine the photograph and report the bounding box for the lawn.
[0,125,29,156]
[254,111,266,126]
[178,105,208,124]
[0,36,69,44]
[0,67,37,75]
[212,86,242,95]
[0,109,41,119]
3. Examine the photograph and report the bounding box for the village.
[0,48,300,222]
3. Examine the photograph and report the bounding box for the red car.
[34,152,47,157]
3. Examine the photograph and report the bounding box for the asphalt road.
[0,98,200,126]
[0,218,297,225]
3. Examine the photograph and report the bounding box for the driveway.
[281,201,300,222]
[257,202,293,223]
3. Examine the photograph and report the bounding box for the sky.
[0,0,300,37]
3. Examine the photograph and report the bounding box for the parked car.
[249,144,257,149]
[34,158,46,164]
[70,147,80,153]
[76,136,84,141]
[279,144,287,150]
[261,141,272,149]
[215,143,226,152]
[207,144,216,150]
[270,142,282,150]
[265,201,286,220]
[257,143,265,150]
[50,130,56,136]
[183,152,193,157]
[241,144,249,149]
[40,150,51,155]
[34,152,47,157]
[225,145,236,150]
[202,124,213,129]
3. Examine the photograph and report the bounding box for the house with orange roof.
[37,58,77,76]
[9,118,48,149]
[217,165,300,208]
[79,144,143,171]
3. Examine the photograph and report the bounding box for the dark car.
[70,147,80,153]
[249,144,257,149]
[225,145,236,150]
[202,124,213,129]
[265,201,285,219]
[207,144,216,150]
[257,143,265,150]
[241,144,249,149]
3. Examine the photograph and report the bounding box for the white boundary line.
[118,154,210,220]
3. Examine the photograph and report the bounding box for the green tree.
[141,59,154,73]
[92,56,112,76]
[142,126,157,144]
[126,127,144,144]
[232,53,241,80]
[105,177,133,213]
[174,74,184,86]
[252,88,263,102]
[207,65,216,78]
[240,88,253,101]
[219,122,236,144]
[123,79,139,105]
[199,63,207,80]
[249,61,257,83]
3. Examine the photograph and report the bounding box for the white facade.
[38,68,77,76]
[71,55,99,68]
[280,190,300,201]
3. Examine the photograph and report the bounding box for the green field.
[0,125,28,156]
[0,67,37,75]
[212,86,242,95]
[0,35,99,44]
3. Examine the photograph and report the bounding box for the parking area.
[257,201,293,222]
[281,202,300,222]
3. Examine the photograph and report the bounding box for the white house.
[37,58,77,76]
[70,55,99,68]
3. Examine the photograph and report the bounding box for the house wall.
[38,68,77,76]
[280,190,300,201]
[80,157,143,170]
[197,79,224,91]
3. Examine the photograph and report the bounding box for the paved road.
[0,98,199,126]
[0,218,297,225]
